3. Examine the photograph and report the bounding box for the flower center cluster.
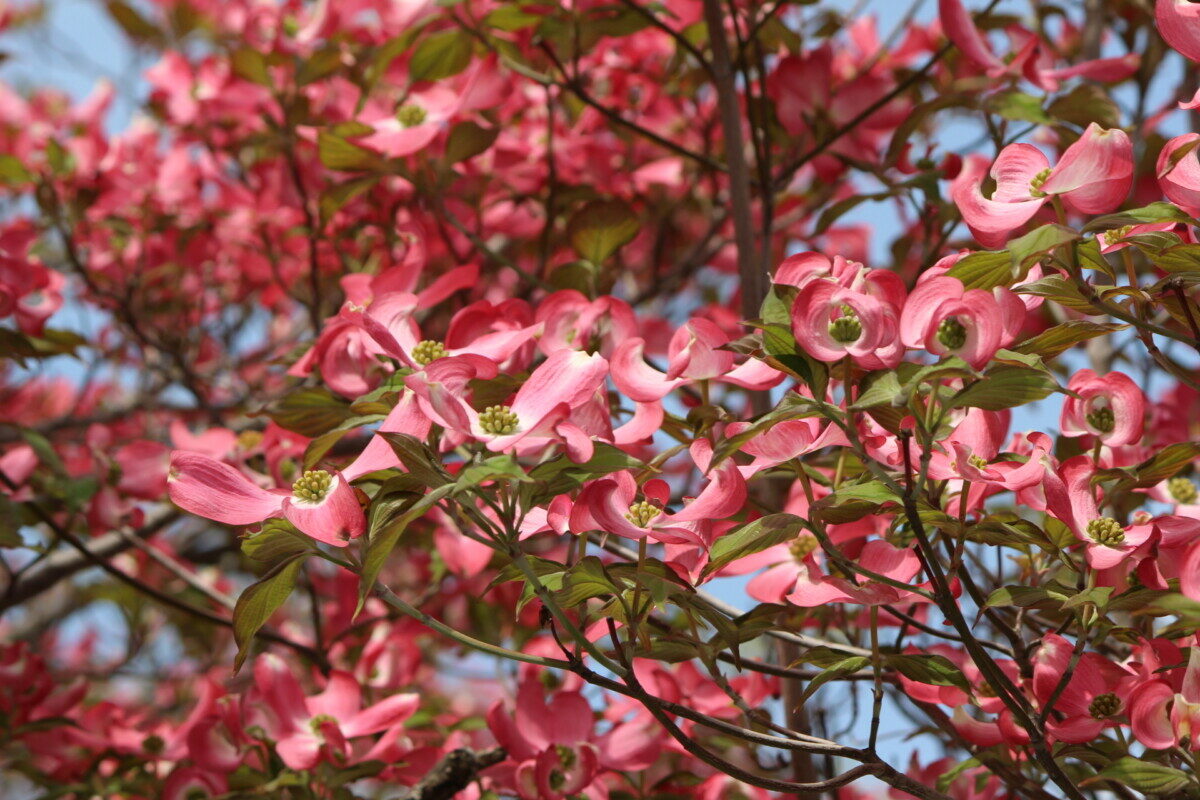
[967,453,988,469]
[1086,517,1125,548]
[412,339,447,366]
[936,317,967,350]
[1088,692,1122,719]
[396,104,427,128]
[1103,224,1135,247]
[1169,476,1199,504]
[309,713,337,734]
[828,306,862,344]
[788,533,819,562]
[292,469,333,502]
[555,744,578,770]
[626,500,660,528]
[1086,405,1115,434]
[1029,166,1053,197]
[478,405,519,435]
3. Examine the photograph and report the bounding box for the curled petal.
[950,155,1044,249]
[1041,124,1133,214]
[610,338,684,402]
[1129,681,1178,750]
[1157,0,1200,62]
[167,452,283,525]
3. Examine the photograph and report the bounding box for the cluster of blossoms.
[11,0,1200,798]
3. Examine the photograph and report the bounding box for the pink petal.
[613,401,663,445]
[950,155,1045,249]
[308,671,362,720]
[1157,0,1200,62]
[610,338,682,402]
[990,144,1049,203]
[282,473,366,545]
[342,692,420,738]
[513,350,608,422]
[1129,681,1177,750]
[167,452,283,525]
[276,733,322,770]
[938,0,1006,72]
[1042,124,1133,214]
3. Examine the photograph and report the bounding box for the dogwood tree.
[5,0,1200,797]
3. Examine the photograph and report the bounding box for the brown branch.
[1,509,179,612]
[702,0,764,321]
[408,747,506,800]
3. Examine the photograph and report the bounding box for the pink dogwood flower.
[405,349,609,462]
[576,441,746,546]
[1157,133,1200,213]
[1043,455,1153,569]
[951,124,1134,248]
[779,251,906,368]
[167,451,365,546]
[1156,0,1200,63]
[900,275,1015,367]
[1060,369,1145,446]
[487,679,605,800]
[610,317,782,401]
[1032,633,1134,744]
[254,655,420,771]
[1130,644,1200,751]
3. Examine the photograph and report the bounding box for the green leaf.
[20,428,68,477]
[230,48,271,86]
[1127,442,1200,487]
[758,322,828,399]
[799,656,871,704]
[945,250,1017,291]
[241,519,317,565]
[1061,585,1113,612]
[850,371,905,409]
[1147,242,1200,273]
[1007,223,1080,271]
[358,483,456,610]
[233,553,307,672]
[1086,757,1191,794]
[985,585,1067,609]
[379,432,454,488]
[526,443,643,502]
[952,365,1058,410]
[793,645,864,669]
[303,412,386,468]
[296,46,344,86]
[557,556,619,606]
[319,176,380,222]
[267,386,356,437]
[1048,84,1120,129]
[0,154,32,185]
[485,5,543,31]
[1013,320,1127,359]
[567,199,640,263]
[1016,275,1097,313]
[1083,202,1195,233]
[936,758,981,793]
[409,30,473,82]
[317,131,383,172]
[884,653,971,693]
[444,121,499,164]
[988,90,1051,125]
[704,514,808,577]
[456,455,532,490]
[106,0,162,43]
